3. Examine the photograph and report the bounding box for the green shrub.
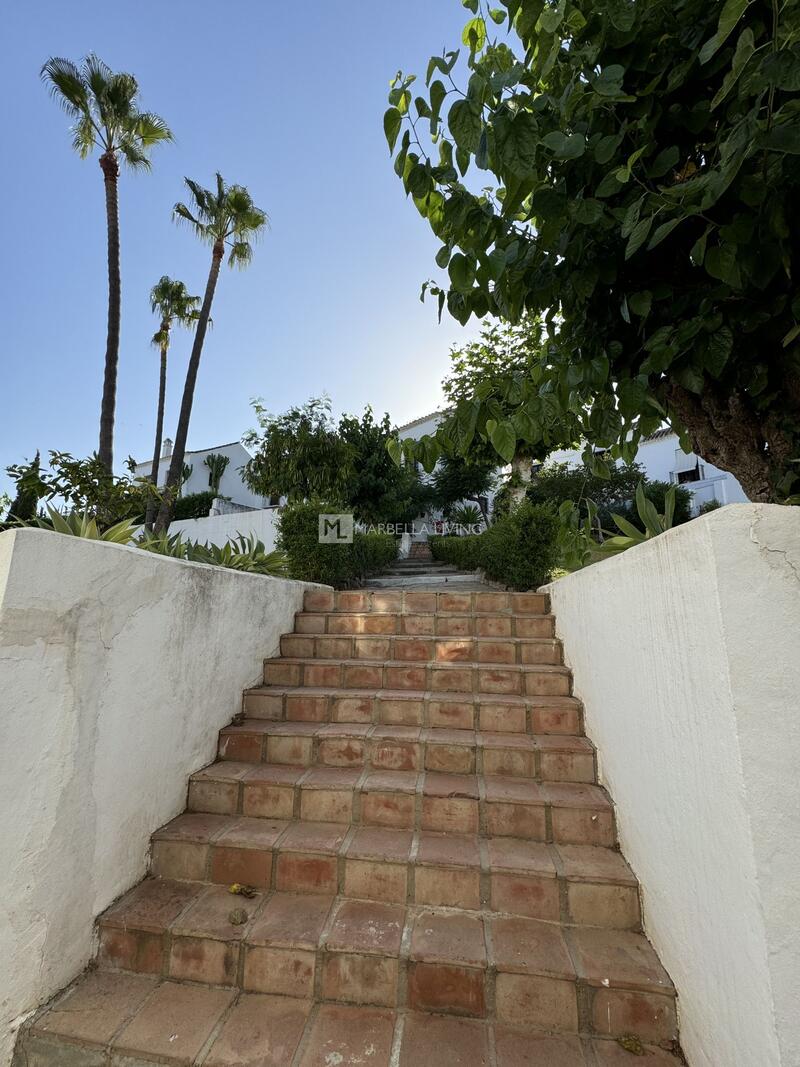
[480,502,560,591]
[352,532,397,577]
[699,499,723,515]
[172,491,216,520]
[277,501,397,587]
[430,535,483,571]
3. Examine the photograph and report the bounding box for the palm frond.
[117,134,151,170]
[135,111,173,146]
[40,56,89,117]
[82,53,113,100]
[227,240,254,268]
[104,72,138,119]
[173,200,209,240]
[71,112,98,158]
[185,177,214,215]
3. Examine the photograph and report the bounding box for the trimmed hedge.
[172,491,216,520]
[481,501,560,590]
[431,501,559,591]
[430,534,483,571]
[277,500,397,587]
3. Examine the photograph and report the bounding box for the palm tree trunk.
[98,151,121,472]
[153,242,223,533]
[144,337,169,529]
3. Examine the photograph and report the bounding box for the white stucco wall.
[0,529,318,1065]
[168,505,280,550]
[134,441,269,510]
[544,504,800,1067]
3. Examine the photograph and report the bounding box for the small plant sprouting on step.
[229,883,257,898]
[228,907,249,926]
[231,711,246,727]
[616,1034,647,1056]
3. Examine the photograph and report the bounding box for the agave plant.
[33,505,139,543]
[190,534,289,576]
[592,482,678,558]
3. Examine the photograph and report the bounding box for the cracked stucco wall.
[545,504,800,1067]
[0,529,320,1066]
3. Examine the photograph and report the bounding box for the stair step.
[215,724,595,781]
[244,686,584,735]
[279,633,563,666]
[304,589,549,615]
[94,884,674,1038]
[157,805,636,925]
[295,610,556,638]
[171,770,614,843]
[264,658,572,697]
[21,971,682,1066]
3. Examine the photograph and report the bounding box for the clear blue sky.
[1,1,480,497]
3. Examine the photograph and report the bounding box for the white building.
[547,428,749,515]
[133,439,272,512]
[397,412,749,517]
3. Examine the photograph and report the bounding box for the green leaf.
[462,0,479,11]
[539,0,566,33]
[575,198,604,224]
[593,65,625,97]
[493,111,540,176]
[705,326,733,376]
[699,0,752,64]
[386,437,403,466]
[648,145,679,178]
[705,244,742,286]
[607,0,635,31]
[647,217,682,249]
[489,7,506,23]
[448,99,482,153]
[462,16,487,51]
[541,131,585,158]
[628,291,652,317]
[383,108,403,153]
[711,28,755,110]
[595,171,625,197]
[449,253,476,293]
[759,123,800,154]
[488,419,517,462]
[595,133,622,164]
[430,80,447,132]
[625,217,654,259]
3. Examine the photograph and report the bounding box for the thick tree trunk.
[509,452,532,508]
[98,152,121,472]
[661,381,792,503]
[144,337,169,530]
[153,243,223,533]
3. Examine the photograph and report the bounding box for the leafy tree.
[153,174,268,532]
[338,408,435,524]
[522,460,693,530]
[145,277,200,527]
[243,397,355,502]
[204,452,230,495]
[41,55,172,471]
[439,314,578,503]
[3,452,42,524]
[431,452,497,523]
[384,0,800,503]
[5,452,157,529]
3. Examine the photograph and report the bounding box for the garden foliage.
[277,500,397,587]
[385,0,800,503]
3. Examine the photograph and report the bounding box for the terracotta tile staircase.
[16,588,682,1066]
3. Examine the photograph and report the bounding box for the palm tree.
[41,54,172,472]
[144,277,200,528]
[153,174,268,532]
